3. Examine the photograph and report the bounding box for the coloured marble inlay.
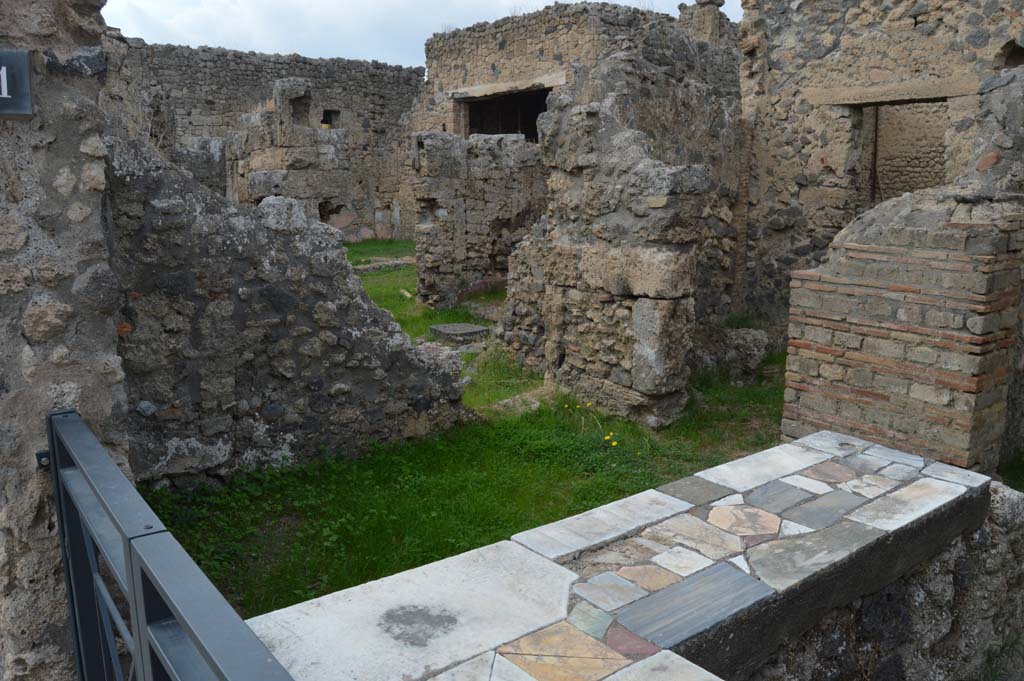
[248,432,990,681]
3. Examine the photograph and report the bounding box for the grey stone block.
[616,563,774,648]
[745,480,815,514]
[658,476,734,506]
[781,490,866,530]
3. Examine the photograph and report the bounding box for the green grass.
[359,265,488,339]
[463,349,545,409]
[145,355,786,618]
[345,239,415,266]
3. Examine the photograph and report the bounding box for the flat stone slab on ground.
[430,323,491,342]
[696,444,831,492]
[616,563,775,648]
[247,541,577,681]
[605,651,725,680]
[513,490,692,562]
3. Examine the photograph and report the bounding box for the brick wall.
[782,193,1022,468]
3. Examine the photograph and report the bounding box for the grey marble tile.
[567,601,614,639]
[843,452,889,474]
[878,463,920,482]
[616,563,774,648]
[782,490,866,530]
[658,476,734,506]
[745,480,815,514]
[745,520,885,591]
[573,571,649,611]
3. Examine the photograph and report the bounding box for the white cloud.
[101,0,743,67]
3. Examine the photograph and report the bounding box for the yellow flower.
[564,404,569,408]
[612,441,619,447]
[575,404,580,409]
[604,435,611,441]
[586,402,593,407]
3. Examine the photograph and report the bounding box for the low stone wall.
[409,132,547,308]
[107,136,467,481]
[245,430,1017,681]
[745,481,1024,681]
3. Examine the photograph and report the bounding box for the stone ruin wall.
[1,3,125,679]
[224,78,360,237]
[744,481,1024,681]
[409,133,547,309]
[102,35,425,240]
[106,134,467,481]
[501,7,743,427]
[782,66,1024,471]
[0,2,468,677]
[411,3,607,134]
[738,0,1024,319]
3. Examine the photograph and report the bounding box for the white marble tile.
[865,444,925,469]
[794,431,875,456]
[605,651,724,680]
[779,520,814,537]
[492,654,536,681]
[729,555,751,574]
[512,490,692,562]
[652,546,715,577]
[248,542,577,681]
[922,462,990,489]
[696,444,832,492]
[782,475,833,495]
[431,652,495,680]
[839,477,893,499]
[878,463,919,482]
[846,478,967,531]
[711,493,744,507]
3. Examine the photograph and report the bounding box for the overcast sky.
[101,0,743,67]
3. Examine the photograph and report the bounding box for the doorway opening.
[466,88,552,142]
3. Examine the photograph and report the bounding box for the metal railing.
[45,410,295,681]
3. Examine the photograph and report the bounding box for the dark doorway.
[467,88,551,142]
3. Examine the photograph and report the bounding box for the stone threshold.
[246,431,990,681]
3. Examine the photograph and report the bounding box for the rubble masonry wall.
[102,36,424,238]
[501,7,743,427]
[409,133,548,309]
[738,0,1024,317]
[782,68,1024,470]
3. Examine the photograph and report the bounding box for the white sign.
[0,66,10,98]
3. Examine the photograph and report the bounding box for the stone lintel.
[450,70,568,100]
[804,75,980,107]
